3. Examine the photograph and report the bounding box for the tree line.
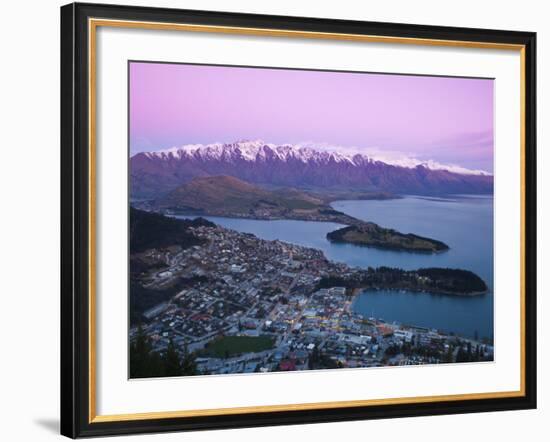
[317,265,487,294]
[130,325,198,378]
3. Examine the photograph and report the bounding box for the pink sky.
[130,62,494,172]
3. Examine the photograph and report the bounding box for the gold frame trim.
[88,18,527,424]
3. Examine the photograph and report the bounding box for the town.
[130,222,493,376]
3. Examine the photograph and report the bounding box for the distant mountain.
[148,175,360,225]
[130,140,493,198]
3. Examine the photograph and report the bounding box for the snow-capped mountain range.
[131,140,493,199]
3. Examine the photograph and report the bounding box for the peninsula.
[326,224,449,253]
[146,175,364,225]
[136,176,448,253]
[129,209,491,377]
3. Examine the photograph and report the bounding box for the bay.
[173,194,494,339]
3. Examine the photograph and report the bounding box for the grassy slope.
[151,175,361,224]
[154,175,323,212]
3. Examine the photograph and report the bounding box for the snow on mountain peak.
[141,140,490,176]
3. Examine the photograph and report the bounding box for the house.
[279,360,296,371]
[142,303,169,321]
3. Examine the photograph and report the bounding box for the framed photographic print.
[60,2,537,438]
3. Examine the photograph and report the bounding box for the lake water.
[174,195,494,339]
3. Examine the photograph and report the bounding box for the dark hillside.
[129,206,214,253]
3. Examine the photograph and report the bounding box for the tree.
[130,326,199,378]
[130,324,163,378]
[385,344,400,357]
[308,347,320,370]
[445,345,454,363]
[163,339,183,376]
[180,342,198,376]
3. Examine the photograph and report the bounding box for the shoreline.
[351,286,489,298]
[167,209,352,225]
[166,209,451,254]
[164,211,487,298]
[162,210,487,298]
[348,287,490,339]
[326,237,450,254]
[130,207,494,370]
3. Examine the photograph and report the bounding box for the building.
[142,303,170,321]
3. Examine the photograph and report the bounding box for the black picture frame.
[61,2,537,438]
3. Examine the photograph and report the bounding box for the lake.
[174,195,494,339]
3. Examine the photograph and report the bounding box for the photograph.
[128,61,495,378]
[0,0,543,440]
[55,1,537,438]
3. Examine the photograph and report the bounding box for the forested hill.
[318,266,488,295]
[130,206,215,253]
[326,223,449,253]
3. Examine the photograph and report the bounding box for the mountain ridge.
[131,140,493,199]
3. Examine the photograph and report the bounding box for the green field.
[202,335,275,358]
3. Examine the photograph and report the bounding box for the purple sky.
[130,62,494,172]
